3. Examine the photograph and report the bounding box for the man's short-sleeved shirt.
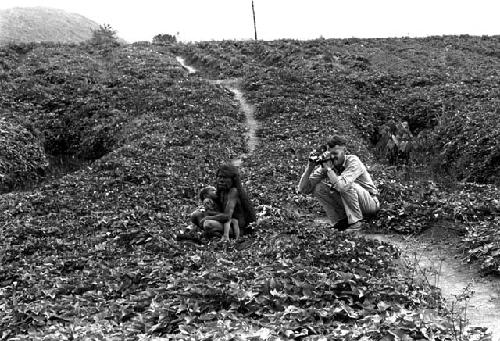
[300,154,378,196]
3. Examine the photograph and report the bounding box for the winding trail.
[175,56,197,74]
[177,56,500,340]
[316,217,500,340]
[367,233,500,340]
[176,57,259,167]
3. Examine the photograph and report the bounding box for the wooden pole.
[252,0,258,40]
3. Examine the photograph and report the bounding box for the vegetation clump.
[88,24,120,47]
[0,117,48,192]
[152,33,177,45]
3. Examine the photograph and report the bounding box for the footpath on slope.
[316,214,500,340]
[177,56,499,340]
[176,56,259,168]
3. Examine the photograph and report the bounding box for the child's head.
[199,186,217,201]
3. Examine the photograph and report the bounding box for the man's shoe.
[333,218,349,231]
[345,221,363,233]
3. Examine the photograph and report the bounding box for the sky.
[0,0,499,42]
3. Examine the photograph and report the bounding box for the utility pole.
[252,0,258,40]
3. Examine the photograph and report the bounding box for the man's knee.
[336,183,356,195]
[312,182,331,198]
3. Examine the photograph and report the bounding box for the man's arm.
[325,156,364,192]
[297,164,327,195]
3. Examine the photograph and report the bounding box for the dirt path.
[176,56,197,74]
[370,234,500,339]
[376,234,500,341]
[209,79,258,167]
[176,57,259,167]
[315,217,500,340]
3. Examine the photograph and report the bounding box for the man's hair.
[199,186,216,201]
[327,135,347,148]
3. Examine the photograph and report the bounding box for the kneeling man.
[298,135,379,230]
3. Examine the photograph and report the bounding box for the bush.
[89,24,120,47]
[152,33,177,45]
[0,117,48,192]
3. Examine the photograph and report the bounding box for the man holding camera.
[297,135,379,231]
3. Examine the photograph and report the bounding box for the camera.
[308,145,333,165]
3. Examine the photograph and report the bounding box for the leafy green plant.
[152,33,177,45]
[88,24,119,47]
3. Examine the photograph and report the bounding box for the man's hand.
[307,160,316,171]
[322,159,333,171]
[306,152,317,171]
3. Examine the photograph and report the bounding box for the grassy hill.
[0,7,100,44]
[0,37,498,339]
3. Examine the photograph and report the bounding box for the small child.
[190,186,219,229]
[199,186,218,213]
[191,186,239,240]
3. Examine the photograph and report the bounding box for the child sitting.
[200,186,218,213]
[190,186,220,229]
[203,186,240,241]
[191,186,240,241]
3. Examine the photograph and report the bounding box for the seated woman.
[201,164,256,240]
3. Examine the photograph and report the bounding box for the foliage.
[0,117,48,192]
[0,37,498,339]
[375,120,414,165]
[152,33,177,45]
[0,44,248,339]
[176,37,500,276]
[0,42,189,165]
[177,36,500,184]
[89,24,120,47]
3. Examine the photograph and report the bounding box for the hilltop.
[0,7,100,44]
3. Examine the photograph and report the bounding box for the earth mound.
[0,7,100,44]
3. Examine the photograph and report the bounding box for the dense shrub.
[0,42,188,174]
[0,117,48,191]
[152,33,177,45]
[88,24,120,47]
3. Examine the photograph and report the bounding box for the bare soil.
[317,217,500,340]
[209,79,259,167]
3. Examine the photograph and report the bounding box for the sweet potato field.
[0,37,498,339]
[176,36,500,275]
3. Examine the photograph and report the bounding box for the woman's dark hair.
[216,164,256,224]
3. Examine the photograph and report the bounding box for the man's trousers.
[313,182,380,224]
